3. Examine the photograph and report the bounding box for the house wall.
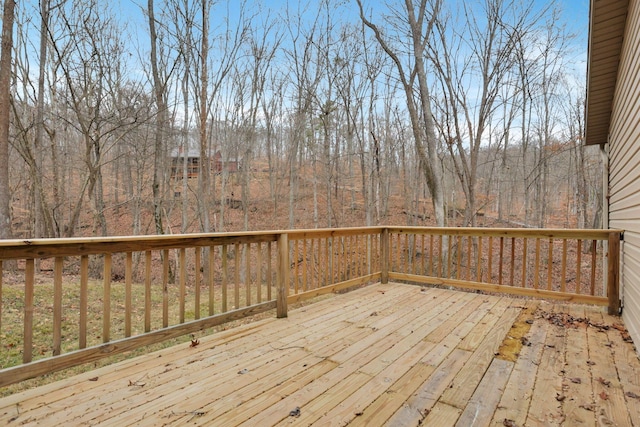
[609,0,640,347]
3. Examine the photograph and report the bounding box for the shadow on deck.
[1,283,639,426]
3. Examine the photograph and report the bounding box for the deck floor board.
[1,282,640,426]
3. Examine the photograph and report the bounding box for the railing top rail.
[0,226,623,260]
[0,231,282,260]
[386,226,624,240]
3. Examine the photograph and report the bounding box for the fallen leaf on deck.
[289,407,301,417]
[88,377,99,382]
[570,377,582,384]
[599,391,609,400]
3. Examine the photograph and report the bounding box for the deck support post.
[381,228,389,284]
[277,233,289,318]
[607,231,621,315]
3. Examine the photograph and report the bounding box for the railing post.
[277,233,289,318]
[381,228,389,284]
[607,231,621,315]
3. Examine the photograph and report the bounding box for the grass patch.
[0,272,334,397]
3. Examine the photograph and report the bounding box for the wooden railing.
[0,226,621,388]
[384,227,622,311]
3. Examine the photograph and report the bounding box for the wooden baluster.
[447,236,453,278]
[245,243,252,306]
[466,236,472,281]
[80,255,89,347]
[125,252,132,336]
[534,239,540,290]
[53,257,63,356]
[429,234,434,276]
[144,251,151,332]
[179,248,186,323]
[24,259,34,363]
[454,235,461,280]
[521,239,527,288]
[209,246,215,316]
[590,240,597,296]
[222,245,228,312]
[421,234,426,275]
[294,239,299,294]
[477,237,482,283]
[547,239,554,291]
[257,242,262,303]
[234,242,240,308]
[267,242,273,300]
[498,237,504,286]
[302,239,308,292]
[509,237,515,286]
[438,235,444,277]
[195,247,201,319]
[488,236,493,284]
[576,240,582,294]
[104,253,112,342]
[561,240,568,293]
[162,250,169,328]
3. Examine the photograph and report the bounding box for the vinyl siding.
[609,0,640,349]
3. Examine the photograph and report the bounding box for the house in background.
[586,0,640,350]
[169,135,242,181]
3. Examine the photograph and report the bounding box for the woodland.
[0,0,602,240]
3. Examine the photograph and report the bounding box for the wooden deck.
[1,283,639,426]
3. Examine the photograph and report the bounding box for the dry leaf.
[570,377,582,384]
[190,339,200,347]
[88,377,99,382]
[599,391,609,400]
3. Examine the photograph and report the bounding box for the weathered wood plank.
[386,349,471,427]
[420,402,462,426]
[455,358,513,426]
[492,320,547,426]
[561,305,596,426]
[525,304,567,426]
[439,302,522,409]
[586,309,633,426]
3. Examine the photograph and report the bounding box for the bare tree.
[357,0,445,227]
[0,0,14,239]
[147,0,170,235]
[428,0,536,226]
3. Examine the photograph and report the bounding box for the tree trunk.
[0,0,15,239]
[147,0,165,235]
